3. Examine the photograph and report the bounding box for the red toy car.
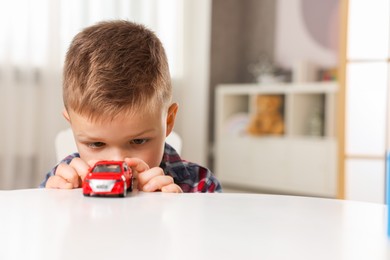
[83,160,133,197]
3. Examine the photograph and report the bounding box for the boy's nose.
[110,149,129,161]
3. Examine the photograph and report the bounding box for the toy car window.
[92,165,121,173]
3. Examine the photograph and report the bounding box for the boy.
[40,20,222,193]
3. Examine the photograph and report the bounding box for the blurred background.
[0,0,388,205]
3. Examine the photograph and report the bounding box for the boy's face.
[63,104,178,168]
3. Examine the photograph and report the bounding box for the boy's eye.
[88,142,105,149]
[130,139,148,145]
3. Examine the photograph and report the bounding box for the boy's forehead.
[66,93,170,122]
[67,107,165,128]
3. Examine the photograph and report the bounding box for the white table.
[0,189,389,260]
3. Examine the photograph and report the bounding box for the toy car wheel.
[119,183,127,197]
[127,181,133,192]
[119,189,126,197]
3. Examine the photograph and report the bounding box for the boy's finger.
[124,158,150,174]
[46,175,73,189]
[56,163,80,188]
[69,157,90,181]
[137,167,165,187]
[161,183,183,193]
[143,174,174,192]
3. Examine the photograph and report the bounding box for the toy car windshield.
[92,164,121,173]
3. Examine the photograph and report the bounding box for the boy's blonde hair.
[63,20,172,121]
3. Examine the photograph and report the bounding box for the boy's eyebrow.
[76,128,157,141]
[126,128,158,139]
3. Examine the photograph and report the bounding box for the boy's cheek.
[77,147,99,163]
[142,147,165,168]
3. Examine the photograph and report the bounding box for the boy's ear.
[62,109,71,123]
[166,103,178,137]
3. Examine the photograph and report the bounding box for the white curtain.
[0,0,183,189]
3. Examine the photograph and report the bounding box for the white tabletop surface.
[0,189,389,260]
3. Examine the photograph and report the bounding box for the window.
[0,0,183,77]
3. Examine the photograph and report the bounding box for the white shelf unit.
[214,82,338,197]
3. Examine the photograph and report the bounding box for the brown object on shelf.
[247,95,284,136]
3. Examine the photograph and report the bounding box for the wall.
[172,0,213,167]
[208,0,277,167]
[274,0,339,69]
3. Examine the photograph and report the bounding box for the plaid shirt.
[40,143,222,193]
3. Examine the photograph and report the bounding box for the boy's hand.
[45,158,93,189]
[125,158,183,193]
